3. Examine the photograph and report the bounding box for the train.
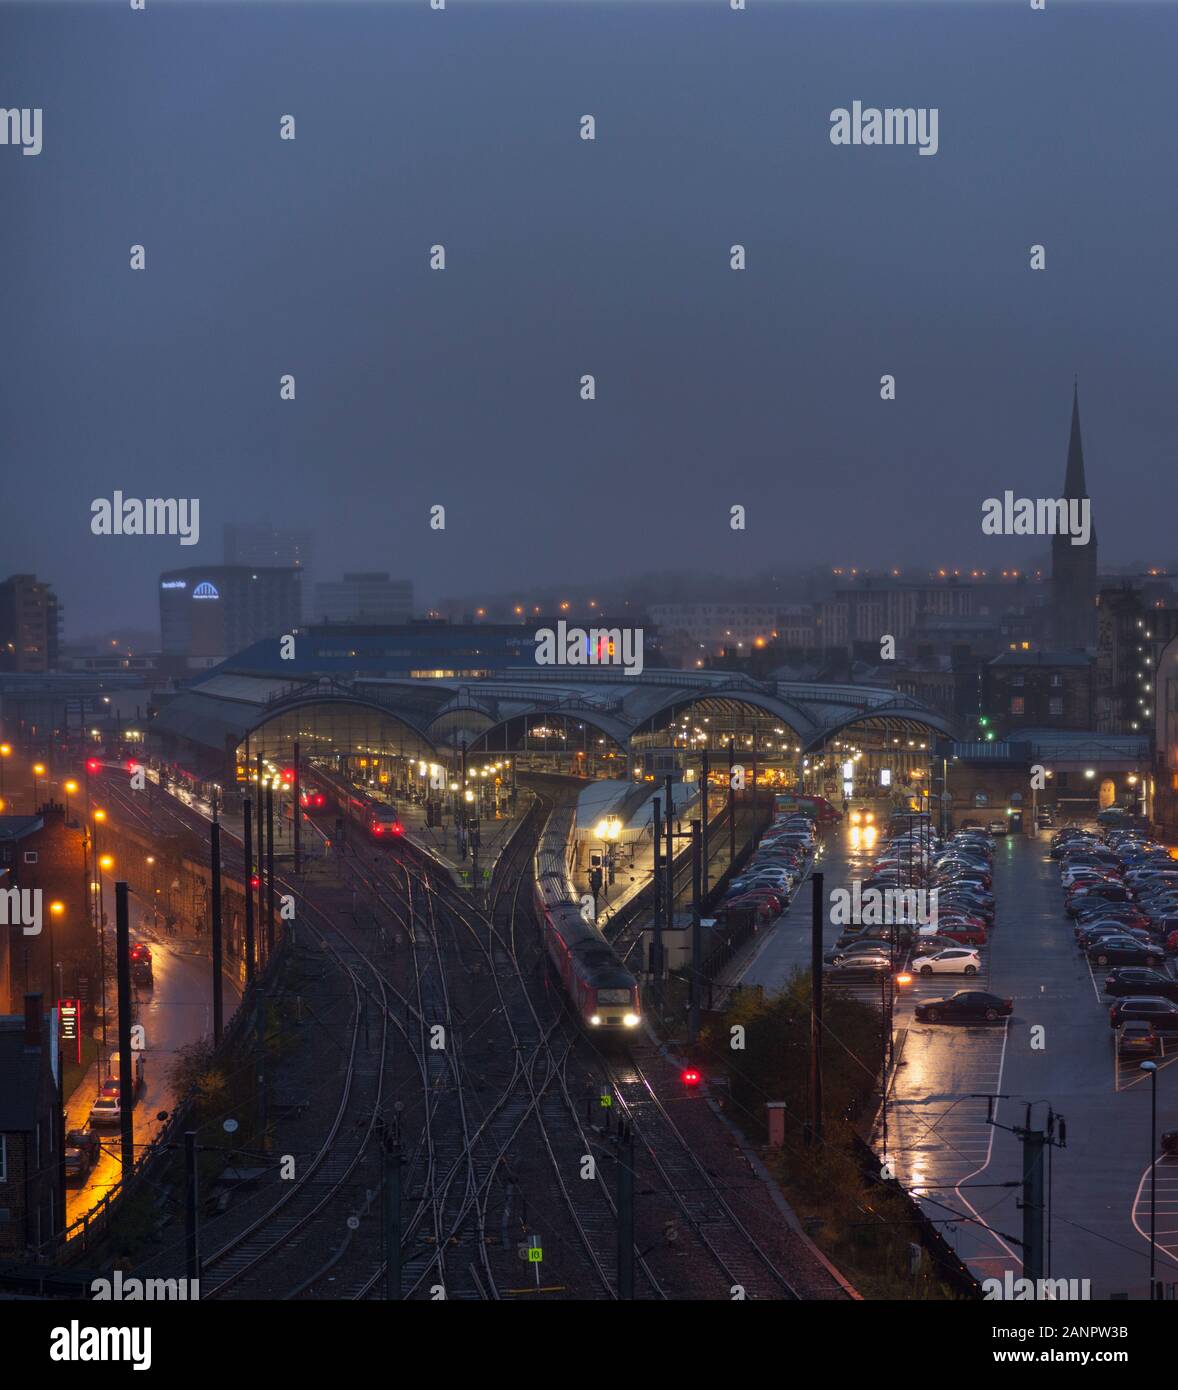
[533,805,641,1033]
[343,784,405,841]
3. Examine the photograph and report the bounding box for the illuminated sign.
[59,998,81,1064]
[160,580,187,590]
[192,582,220,600]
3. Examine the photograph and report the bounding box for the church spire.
[1064,380,1087,499]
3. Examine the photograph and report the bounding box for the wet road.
[728,817,1178,1299]
[64,892,242,1229]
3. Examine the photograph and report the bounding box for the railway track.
[96,764,812,1299]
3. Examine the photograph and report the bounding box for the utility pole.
[114,881,134,1177]
[650,796,663,1007]
[663,774,674,935]
[210,812,223,1044]
[986,1098,1066,1287]
[184,1130,200,1286]
[688,819,702,1045]
[616,1118,635,1300]
[255,751,265,965]
[699,746,710,905]
[265,781,276,956]
[809,871,824,1147]
[243,797,255,985]
[293,739,301,874]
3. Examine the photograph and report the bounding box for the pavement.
[63,887,243,1231]
[721,817,1178,1299]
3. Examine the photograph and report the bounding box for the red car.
[935,923,987,947]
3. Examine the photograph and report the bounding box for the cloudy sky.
[3,0,1176,636]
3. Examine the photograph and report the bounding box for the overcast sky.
[3,0,1176,638]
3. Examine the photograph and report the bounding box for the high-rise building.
[223,523,313,619]
[314,573,414,625]
[159,565,302,671]
[1050,387,1099,649]
[0,575,61,673]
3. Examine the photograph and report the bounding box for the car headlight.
[589,1015,602,1026]
[623,1013,640,1028]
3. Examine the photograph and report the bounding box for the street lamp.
[1141,1059,1159,1299]
[0,742,9,797]
[32,761,45,810]
[64,778,78,826]
[595,815,622,889]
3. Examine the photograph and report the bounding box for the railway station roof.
[151,633,956,761]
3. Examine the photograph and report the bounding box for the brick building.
[0,994,64,1256]
[0,807,91,1018]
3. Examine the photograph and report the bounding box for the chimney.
[23,991,43,1049]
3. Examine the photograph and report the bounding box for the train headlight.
[623,1013,640,1028]
[589,1015,602,1026]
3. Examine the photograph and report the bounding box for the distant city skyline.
[5,3,1178,638]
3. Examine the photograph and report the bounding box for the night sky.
[3,0,1176,637]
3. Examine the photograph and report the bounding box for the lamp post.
[595,815,622,892]
[64,778,78,827]
[97,849,114,1052]
[0,742,10,799]
[33,761,45,812]
[1141,1059,1159,1299]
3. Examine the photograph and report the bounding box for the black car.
[1108,996,1178,1031]
[823,940,897,965]
[914,990,1013,1023]
[1104,968,1178,1001]
[1088,939,1164,968]
[824,952,893,976]
[63,1128,100,1182]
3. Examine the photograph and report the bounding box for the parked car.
[912,934,962,957]
[1104,968,1178,1001]
[915,948,981,976]
[988,819,1008,836]
[824,952,892,976]
[914,990,1013,1023]
[1088,939,1165,968]
[87,1094,122,1127]
[63,1128,101,1182]
[1108,996,1178,1032]
[1118,1021,1162,1058]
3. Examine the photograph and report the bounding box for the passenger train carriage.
[534,804,640,1033]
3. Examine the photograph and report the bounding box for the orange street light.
[49,901,65,917]
[99,854,114,871]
